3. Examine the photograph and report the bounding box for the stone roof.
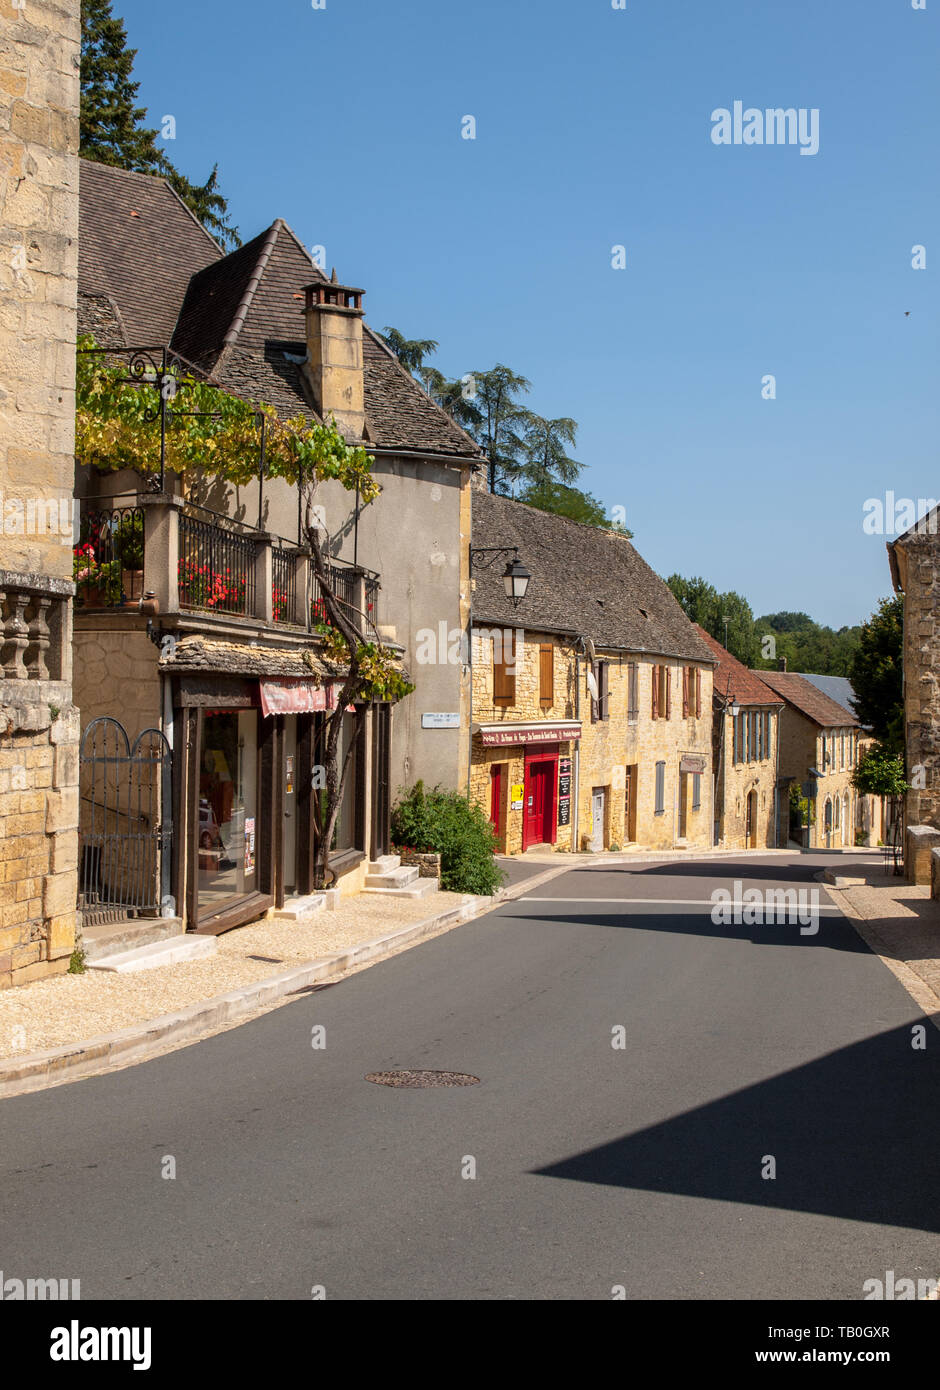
[692,626,782,706]
[158,635,340,680]
[78,159,222,347]
[77,169,483,459]
[757,670,859,729]
[471,491,717,664]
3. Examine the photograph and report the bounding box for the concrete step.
[362,876,440,900]
[82,917,183,963]
[87,933,218,973]
[364,865,419,889]
[272,894,326,923]
[367,854,401,875]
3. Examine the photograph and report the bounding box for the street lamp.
[470,545,531,609]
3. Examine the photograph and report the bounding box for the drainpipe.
[572,645,580,849]
[161,676,175,918]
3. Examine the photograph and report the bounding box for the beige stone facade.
[777,709,861,849]
[0,0,80,987]
[888,519,940,851]
[715,707,781,850]
[470,627,713,853]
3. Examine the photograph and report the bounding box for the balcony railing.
[178,506,256,617]
[75,495,380,636]
[74,503,146,610]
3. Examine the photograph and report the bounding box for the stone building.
[0,0,80,988]
[693,627,784,850]
[888,507,940,879]
[757,670,860,849]
[71,158,482,935]
[469,493,715,853]
[793,672,891,850]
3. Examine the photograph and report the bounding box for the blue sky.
[117,0,939,629]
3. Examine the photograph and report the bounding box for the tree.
[518,412,582,491]
[852,745,908,798]
[666,575,757,665]
[467,364,531,493]
[754,611,861,676]
[80,0,162,170]
[379,327,439,374]
[80,0,241,249]
[518,480,632,534]
[848,596,904,751]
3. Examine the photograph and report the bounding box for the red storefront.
[476,721,581,852]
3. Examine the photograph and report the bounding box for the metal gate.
[78,717,172,926]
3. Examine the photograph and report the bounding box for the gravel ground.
[0,892,468,1059]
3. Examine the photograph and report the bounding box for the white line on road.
[517,896,843,910]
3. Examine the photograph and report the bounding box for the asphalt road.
[2,852,937,1301]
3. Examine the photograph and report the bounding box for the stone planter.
[398,848,441,878]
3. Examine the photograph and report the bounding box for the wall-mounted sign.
[422,712,460,729]
[679,754,707,775]
[558,797,571,826]
[259,680,337,715]
[511,783,524,802]
[478,723,582,747]
[285,755,294,796]
[244,817,256,874]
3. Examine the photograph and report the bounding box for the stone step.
[272,894,326,923]
[82,917,183,963]
[87,933,218,973]
[364,865,419,889]
[362,876,440,900]
[367,854,401,875]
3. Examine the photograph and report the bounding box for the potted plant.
[115,511,144,606]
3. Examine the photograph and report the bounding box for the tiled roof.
[757,670,859,729]
[692,626,782,706]
[472,491,717,664]
[77,290,128,349]
[78,159,222,347]
[794,673,859,721]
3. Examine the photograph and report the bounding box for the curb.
[0,893,494,1100]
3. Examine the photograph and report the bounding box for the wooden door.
[624,766,637,843]
[746,790,757,848]
[489,764,503,831]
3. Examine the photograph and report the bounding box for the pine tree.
[80,0,241,249]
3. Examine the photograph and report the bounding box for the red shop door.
[490,764,502,829]
[523,758,556,849]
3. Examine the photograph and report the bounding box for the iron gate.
[78,717,172,926]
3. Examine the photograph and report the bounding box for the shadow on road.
[532,1021,940,1232]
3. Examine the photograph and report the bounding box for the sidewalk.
[826,866,940,1022]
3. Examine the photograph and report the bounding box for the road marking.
[517,896,842,911]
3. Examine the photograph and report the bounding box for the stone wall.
[891,532,940,833]
[0,0,80,988]
[715,708,780,849]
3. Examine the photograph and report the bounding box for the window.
[539,643,553,708]
[692,772,701,810]
[627,662,638,722]
[763,711,772,759]
[493,630,516,706]
[840,731,845,770]
[590,660,609,722]
[683,666,702,719]
[654,760,666,815]
[651,664,670,720]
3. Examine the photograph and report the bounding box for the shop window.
[198,709,259,913]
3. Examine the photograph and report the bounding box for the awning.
[259,680,338,716]
[475,720,581,747]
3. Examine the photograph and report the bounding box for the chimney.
[302,271,365,442]
[778,656,787,671]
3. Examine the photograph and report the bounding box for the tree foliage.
[391,781,505,895]
[518,480,632,535]
[848,596,904,751]
[666,574,758,666]
[80,0,240,248]
[379,327,439,373]
[852,744,908,798]
[754,611,861,677]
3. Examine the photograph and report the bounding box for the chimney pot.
[778,657,787,671]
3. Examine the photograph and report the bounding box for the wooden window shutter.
[682,667,689,718]
[695,668,702,718]
[651,665,658,719]
[493,633,515,706]
[665,667,671,719]
[539,644,553,707]
[600,662,609,721]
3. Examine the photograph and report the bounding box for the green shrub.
[392,781,505,896]
[68,947,86,974]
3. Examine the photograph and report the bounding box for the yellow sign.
[511,783,524,802]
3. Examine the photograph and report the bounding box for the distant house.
[757,669,861,849]
[794,672,891,848]
[693,628,784,850]
[469,493,716,853]
[73,159,483,936]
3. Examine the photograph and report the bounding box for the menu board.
[558,757,571,826]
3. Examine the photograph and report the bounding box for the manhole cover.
[365,1070,480,1088]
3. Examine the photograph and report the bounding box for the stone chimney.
[778,656,787,671]
[302,271,365,442]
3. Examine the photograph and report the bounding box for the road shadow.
[532,1021,940,1232]
[507,906,871,952]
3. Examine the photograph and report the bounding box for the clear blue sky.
[117,0,939,630]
